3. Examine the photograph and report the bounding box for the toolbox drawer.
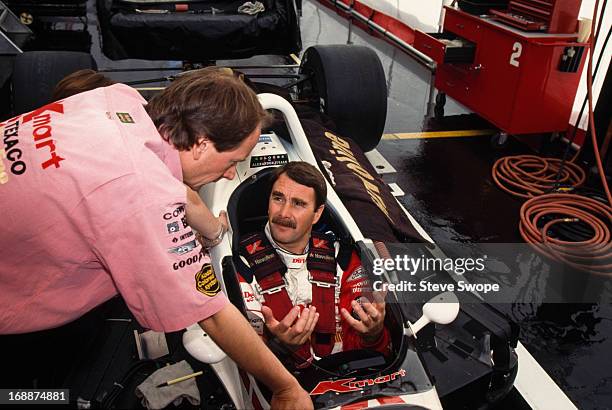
[414,30,476,65]
[444,7,482,42]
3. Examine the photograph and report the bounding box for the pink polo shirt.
[0,84,228,334]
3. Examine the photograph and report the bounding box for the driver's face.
[268,173,323,253]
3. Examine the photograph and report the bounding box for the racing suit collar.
[264,222,309,269]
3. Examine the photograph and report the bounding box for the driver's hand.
[340,294,386,344]
[270,381,313,410]
[261,305,319,347]
[216,210,228,232]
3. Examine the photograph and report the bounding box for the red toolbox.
[414,6,587,135]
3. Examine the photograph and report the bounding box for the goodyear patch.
[116,112,134,123]
[195,263,220,297]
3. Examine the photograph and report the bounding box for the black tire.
[12,51,96,115]
[299,45,387,152]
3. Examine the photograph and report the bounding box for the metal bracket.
[0,1,32,55]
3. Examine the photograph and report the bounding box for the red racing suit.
[237,223,390,363]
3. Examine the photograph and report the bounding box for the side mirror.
[406,292,460,338]
[183,324,227,364]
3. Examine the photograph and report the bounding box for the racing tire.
[12,51,97,115]
[300,45,387,152]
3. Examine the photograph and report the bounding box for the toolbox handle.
[531,40,588,48]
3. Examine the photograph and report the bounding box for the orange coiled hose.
[492,155,586,198]
[492,0,612,276]
[519,194,612,276]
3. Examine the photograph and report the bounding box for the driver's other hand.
[271,381,313,410]
[340,298,386,343]
[261,305,319,347]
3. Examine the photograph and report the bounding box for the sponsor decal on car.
[310,369,406,395]
[324,131,393,223]
[250,154,288,168]
[195,263,221,296]
[258,135,273,143]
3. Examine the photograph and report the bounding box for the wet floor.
[377,136,612,410]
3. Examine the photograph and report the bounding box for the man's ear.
[192,137,208,160]
[312,204,325,225]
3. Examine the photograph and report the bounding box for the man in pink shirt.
[0,68,311,409]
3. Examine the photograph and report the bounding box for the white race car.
[183,93,519,410]
[4,45,518,410]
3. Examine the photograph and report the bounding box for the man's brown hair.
[271,162,327,209]
[146,67,270,152]
[52,69,115,100]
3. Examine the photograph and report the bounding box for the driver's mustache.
[272,216,296,229]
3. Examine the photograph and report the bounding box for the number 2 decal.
[509,42,522,67]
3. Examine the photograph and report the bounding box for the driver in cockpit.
[237,162,391,366]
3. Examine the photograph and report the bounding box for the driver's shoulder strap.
[238,232,287,282]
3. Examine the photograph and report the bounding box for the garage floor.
[17,0,611,408]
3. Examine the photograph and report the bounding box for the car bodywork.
[186,93,519,409]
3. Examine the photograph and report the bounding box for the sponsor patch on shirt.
[168,239,198,255]
[195,263,220,296]
[167,221,180,234]
[116,112,134,123]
